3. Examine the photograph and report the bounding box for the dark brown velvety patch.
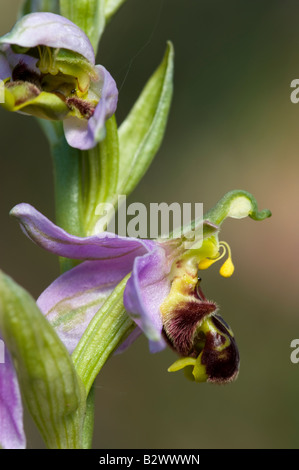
[12,62,42,89]
[164,299,217,356]
[201,316,240,383]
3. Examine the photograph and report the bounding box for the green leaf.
[118,41,174,196]
[83,115,119,235]
[105,0,127,21]
[72,274,135,395]
[0,270,86,449]
[18,0,60,17]
[60,0,105,53]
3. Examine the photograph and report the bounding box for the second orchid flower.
[0,12,118,150]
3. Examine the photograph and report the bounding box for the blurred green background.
[1,0,299,449]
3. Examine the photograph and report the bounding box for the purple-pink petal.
[63,65,118,150]
[124,246,171,352]
[37,255,139,354]
[88,66,119,140]
[0,340,26,449]
[11,203,175,353]
[10,203,153,261]
[62,117,91,150]
[0,13,95,65]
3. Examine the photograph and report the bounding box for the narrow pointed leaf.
[118,41,174,196]
[60,0,105,53]
[0,271,86,449]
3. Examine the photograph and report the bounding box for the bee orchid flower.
[0,12,118,150]
[0,190,270,448]
[10,190,271,382]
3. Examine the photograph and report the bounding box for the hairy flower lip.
[201,315,240,384]
[66,96,95,119]
[167,312,240,384]
[162,298,218,357]
[12,60,41,87]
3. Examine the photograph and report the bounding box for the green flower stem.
[72,274,135,396]
[82,385,95,449]
[51,132,84,237]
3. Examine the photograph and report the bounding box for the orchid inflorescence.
[0,2,271,449]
